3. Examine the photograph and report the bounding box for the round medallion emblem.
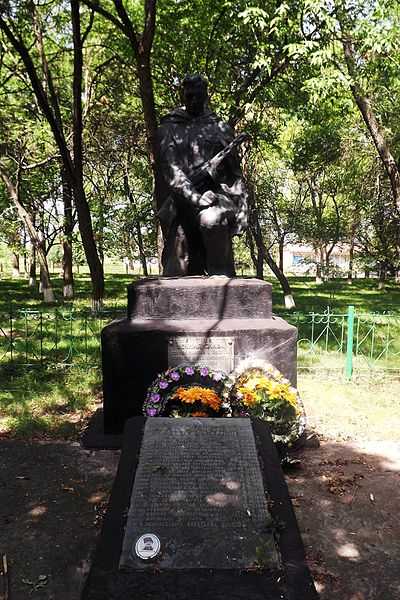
[134,533,161,560]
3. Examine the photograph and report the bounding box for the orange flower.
[192,412,209,418]
[172,387,195,403]
[171,386,222,412]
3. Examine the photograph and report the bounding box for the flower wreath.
[227,358,306,445]
[143,365,230,418]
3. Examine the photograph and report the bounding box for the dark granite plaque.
[167,336,234,371]
[119,418,278,570]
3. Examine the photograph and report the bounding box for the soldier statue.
[155,73,248,277]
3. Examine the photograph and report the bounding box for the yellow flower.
[236,371,301,412]
[241,376,260,390]
[266,382,283,400]
[254,377,271,389]
[238,387,259,406]
[284,391,299,408]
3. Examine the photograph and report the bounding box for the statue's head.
[181,73,208,117]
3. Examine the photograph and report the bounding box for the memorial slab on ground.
[81,417,319,600]
[1,431,399,598]
[120,418,277,570]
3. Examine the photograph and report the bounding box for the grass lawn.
[1,270,400,313]
[1,272,399,439]
[1,367,398,442]
[298,374,400,441]
[0,365,101,438]
[0,272,136,311]
[271,276,400,314]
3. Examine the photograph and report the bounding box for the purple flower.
[212,371,223,382]
[147,408,157,416]
[159,380,168,389]
[170,371,180,381]
[150,392,160,403]
[200,367,209,377]
[185,366,195,376]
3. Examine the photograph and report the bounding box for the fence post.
[345,305,355,381]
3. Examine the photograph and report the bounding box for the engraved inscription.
[119,419,278,570]
[168,337,234,372]
[127,424,264,528]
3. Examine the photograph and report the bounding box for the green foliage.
[1,0,400,300]
[254,513,285,568]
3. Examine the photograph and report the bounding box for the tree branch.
[82,7,95,45]
[0,15,74,178]
[22,154,61,170]
[112,0,140,57]
[32,4,65,131]
[142,0,156,54]
[80,0,129,37]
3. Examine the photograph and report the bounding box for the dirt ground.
[0,431,399,600]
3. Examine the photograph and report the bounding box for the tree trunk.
[315,246,324,284]
[263,248,296,309]
[12,252,20,278]
[61,166,74,299]
[378,265,386,290]
[340,30,400,209]
[135,220,149,276]
[278,237,284,272]
[325,253,330,280]
[248,199,295,308]
[136,57,161,272]
[22,229,28,278]
[246,230,263,279]
[395,247,400,283]
[0,10,104,309]
[71,0,104,310]
[80,0,160,263]
[0,168,54,302]
[62,241,74,299]
[315,264,323,283]
[29,249,37,287]
[98,197,104,267]
[347,243,354,284]
[347,220,356,284]
[136,58,158,168]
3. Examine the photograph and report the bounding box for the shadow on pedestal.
[93,277,297,440]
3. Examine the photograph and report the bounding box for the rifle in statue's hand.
[189,132,248,194]
[157,132,248,225]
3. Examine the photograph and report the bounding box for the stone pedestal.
[102,277,297,434]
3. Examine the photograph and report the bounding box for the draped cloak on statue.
[155,107,248,277]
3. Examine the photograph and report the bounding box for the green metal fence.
[283,306,400,379]
[1,306,399,379]
[0,308,121,368]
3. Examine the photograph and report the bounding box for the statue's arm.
[156,128,204,209]
[215,123,248,235]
